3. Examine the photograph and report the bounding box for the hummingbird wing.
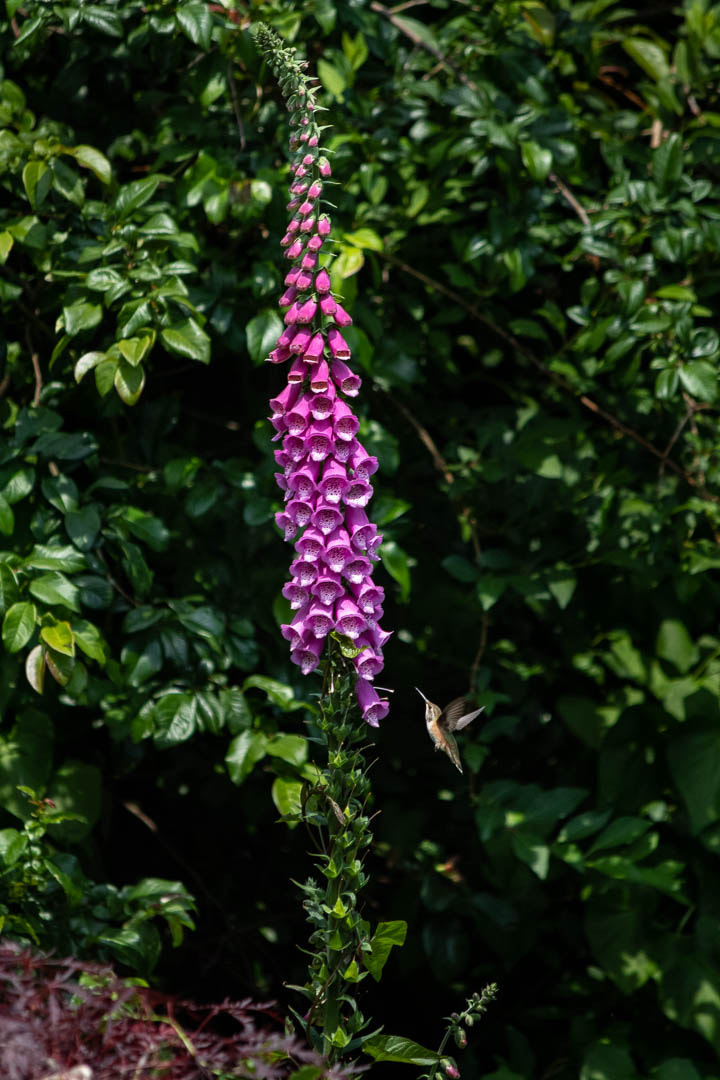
[441,697,485,732]
[441,731,464,773]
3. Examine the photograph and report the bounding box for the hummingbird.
[415,688,485,774]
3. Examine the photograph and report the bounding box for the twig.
[389,0,428,11]
[597,67,647,112]
[25,327,42,405]
[227,61,247,150]
[659,400,692,479]
[380,250,720,504]
[468,612,489,694]
[549,171,591,227]
[100,458,155,472]
[96,549,138,606]
[370,1,478,89]
[391,397,454,485]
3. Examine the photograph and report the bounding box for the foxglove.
[258,30,390,726]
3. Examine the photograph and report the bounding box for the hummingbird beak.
[414,687,429,703]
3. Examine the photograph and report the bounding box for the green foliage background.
[3,0,720,1075]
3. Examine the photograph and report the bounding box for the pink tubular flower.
[307,600,334,637]
[324,527,353,572]
[315,268,331,293]
[284,301,301,325]
[311,569,344,606]
[318,457,348,504]
[346,509,379,554]
[285,395,311,435]
[333,303,353,327]
[267,345,292,365]
[303,332,325,364]
[282,433,306,463]
[355,680,389,727]
[327,327,351,360]
[289,327,312,355]
[288,459,320,500]
[333,436,358,464]
[344,477,373,508]
[287,497,313,527]
[296,297,318,323]
[280,612,305,649]
[291,635,323,675]
[351,578,385,614]
[309,385,335,421]
[310,359,329,393]
[270,382,301,418]
[312,500,344,536]
[335,597,368,640]
[279,285,298,306]
[277,324,298,350]
[304,418,334,461]
[275,510,297,542]
[264,57,389,720]
[282,579,310,610]
[349,445,378,478]
[287,357,309,384]
[333,399,360,441]
[289,556,318,587]
[295,526,325,563]
[343,555,372,585]
[353,637,385,680]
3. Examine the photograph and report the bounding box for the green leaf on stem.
[364,920,407,981]
[363,1034,442,1065]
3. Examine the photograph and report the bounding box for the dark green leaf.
[63,300,103,337]
[29,572,81,612]
[678,361,717,402]
[363,1035,442,1066]
[623,37,670,81]
[245,311,284,365]
[364,920,407,981]
[176,2,214,49]
[65,507,101,551]
[2,602,37,652]
[225,730,268,784]
[161,319,211,364]
[115,176,162,218]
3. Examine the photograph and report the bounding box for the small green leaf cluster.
[0,787,195,973]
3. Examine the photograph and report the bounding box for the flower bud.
[314,268,331,293]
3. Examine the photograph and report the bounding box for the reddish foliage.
[0,941,354,1079]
